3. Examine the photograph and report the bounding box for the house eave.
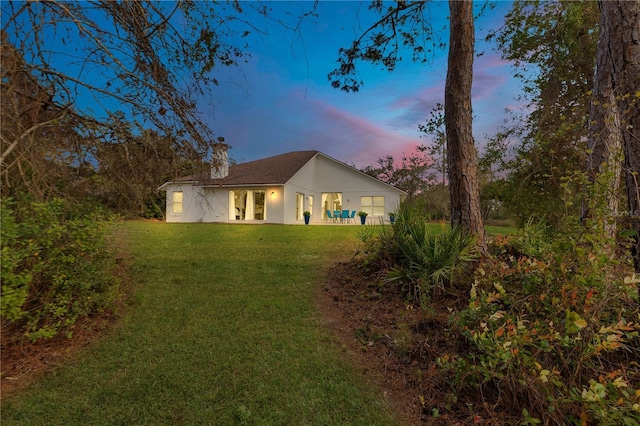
[199,183,280,189]
[156,180,197,191]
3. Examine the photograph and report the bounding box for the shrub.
[438,224,640,424]
[356,204,479,305]
[1,197,120,342]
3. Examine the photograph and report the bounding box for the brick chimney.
[211,138,229,179]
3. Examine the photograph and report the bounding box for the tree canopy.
[330,0,486,250]
[484,1,600,225]
[1,0,258,214]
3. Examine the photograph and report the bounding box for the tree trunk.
[583,4,622,248]
[444,0,487,253]
[600,0,640,272]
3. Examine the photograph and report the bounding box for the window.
[361,196,384,216]
[172,191,183,214]
[229,190,266,221]
[308,195,314,216]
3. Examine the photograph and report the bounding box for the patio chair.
[341,210,350,223]
[326,210,334,222]
[350,210,356,223]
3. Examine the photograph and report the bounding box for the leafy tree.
[361,147,434,200]
[419,103,447,187]
[1,0,255,209]
[486,1,600,225]
[92,122,200,218]
[329,0,486,251]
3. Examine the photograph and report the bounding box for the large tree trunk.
[444,0,487,253]
[600,0,640,272]
[583,5,622,247]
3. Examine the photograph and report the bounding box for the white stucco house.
[158,148,407,224]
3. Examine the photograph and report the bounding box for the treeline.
[1,0,247,341]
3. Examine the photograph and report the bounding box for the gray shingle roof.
[176,150,320,186]
[162,150,407,196]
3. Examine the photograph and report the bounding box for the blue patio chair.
[341,210,350,223]
[326,210,334,222]
[334,210,341,222]
[350,210,356,223]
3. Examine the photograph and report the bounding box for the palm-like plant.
[385,207,479,303]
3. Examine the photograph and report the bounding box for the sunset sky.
[203,1,523,168]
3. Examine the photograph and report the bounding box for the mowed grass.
[1,222,515,425]
[2,222,398,425]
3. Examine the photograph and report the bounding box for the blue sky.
[3,0,523,169]
[201,1,523,168]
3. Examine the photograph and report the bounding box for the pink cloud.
[307,99,428,167]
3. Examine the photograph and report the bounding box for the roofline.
[156,180,197,191]
[159,181,283,190]
[158,150,408,195]
[199,183,280,189]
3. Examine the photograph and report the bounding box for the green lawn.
[2,223,398,425]
[1,222,515,425]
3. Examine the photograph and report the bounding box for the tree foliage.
[485,0,600,225]
[1,0,257,214]
[361,146,434,200]
[328,1,444,93]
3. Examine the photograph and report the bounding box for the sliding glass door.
[229,190,266,221]
[321,192,342,220]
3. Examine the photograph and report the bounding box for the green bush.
[439,225,640,424]
[1,197,120,342]
[356,204,479,305]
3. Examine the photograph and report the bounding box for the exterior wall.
[164,182,203,223]
[287,154,403,224]
[201,186,286,224]
[165,184,231,223]
[201,187,230,222]
[268,187,285,224]
[164,153,405,224]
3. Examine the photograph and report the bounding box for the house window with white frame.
[360,196,384,217]
[172,191,183,215]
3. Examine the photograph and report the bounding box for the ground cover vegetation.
[2,223,399,425]
[2,1,640,424]
[1,197,119,343]
[338,204,639,424]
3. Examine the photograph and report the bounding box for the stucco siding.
[288,154,403,223]
[165,183,203,223]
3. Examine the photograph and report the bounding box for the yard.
[1,221,515,425]
[1,222,400,425]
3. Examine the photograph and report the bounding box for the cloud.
[386,83,444,130]
[306,100,425,167]
[198,4,525,168]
